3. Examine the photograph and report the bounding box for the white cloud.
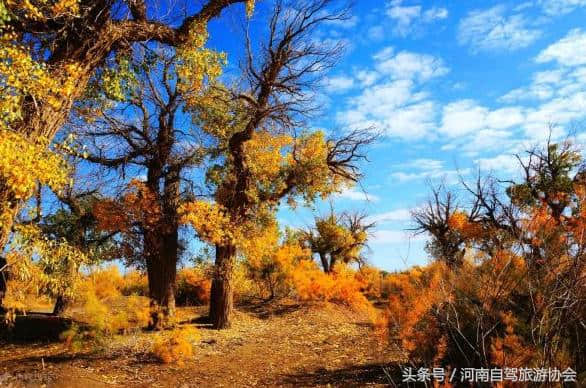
[523,92,586,136]
[422,7,448,22]
[375,49,449,82]
[390,158,470,183]
[356,70,379,87]
[386,0,448,37]
[398,158,444,170]
[500,69,567,102]
[536,29,586,66]
[474,154,520,174]
[439,100,525,137]
[391,169,469,183]
[335,188,380,202]
[442,129,515,156]
[337,80,437,139]
[458,5,541,52]
[539,0,586,15]
[336,49,449,140]
[325,76,355,93]
[500,64,586,103]
[367,25,385,41]
[368,208,412,224]
[371,229,425,244]
[373,46,394,61]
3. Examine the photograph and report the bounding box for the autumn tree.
[411,185,483,267]
[0,1,255,311]
[39,186,122,315]
[181,0,376,329]
[302,210,375,273]
[389,139,586,373]
[71,45,227,327]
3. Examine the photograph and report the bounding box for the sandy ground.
[0,301,402,387]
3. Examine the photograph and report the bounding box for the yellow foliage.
[180,200,233,245]
[3,225,87,316]
[447,210,483,240]
[120,270,149,296]
[245,0,255,17]
[244,130,293,193]
[176,267,212,305]
[82,265,125,300]
[3,277,53,313]
[176,22,226,106]
[354,266,382,299]
[74,266,151,334]
[5,0,79,21]
[151,327,198,365]
[0,131,69,231]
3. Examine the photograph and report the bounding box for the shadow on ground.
[0,313,76,343]
[238,301,304,319]
[277,363,400,387]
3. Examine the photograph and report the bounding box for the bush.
[176,267,212,306]
[120,270,149,296]
[151,327,199,365]
[72,267,151,336]
[384,255,579,372]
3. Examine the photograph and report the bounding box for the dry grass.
[0,300,400,387]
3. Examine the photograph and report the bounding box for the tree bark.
[209,243,235,329]
[52,295,69,316]
[145,227,178,329]
[0,256,7,312]
[319,252,330,273]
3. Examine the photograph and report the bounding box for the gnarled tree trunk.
[0,256,7,312]
[52,295,69,316]
[209,243,235,329]
[145,227,178,329]
[319,251,330,273]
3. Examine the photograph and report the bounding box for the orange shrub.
[120,270,149,296]
[176,267,212,306]
[354,266,382,299]
[82,265,124,300]
[287,261,377,319]
[384,253,576,371]
[151,327,198,365]
[73,266,151,335]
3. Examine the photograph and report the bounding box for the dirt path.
[0,302,402,387]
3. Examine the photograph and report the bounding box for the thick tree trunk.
[329,255,338,273]
[319,252,330,273]
[52,295,69,316]
[145,227,178,329]
[0,256,6,312]
[209,244,235,329]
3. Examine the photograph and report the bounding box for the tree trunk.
[319,252,330,273]
[0,256,6,312]
[209,243,235,329]
[329,255,338,273]
[145,227,178,329]
[52,295,69,316]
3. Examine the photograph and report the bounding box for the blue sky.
[54,0,586,272]
[205,0,586,272]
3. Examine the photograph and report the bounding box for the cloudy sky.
[205,0,586,271]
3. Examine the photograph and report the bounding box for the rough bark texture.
[52,295,68,316]
[145,229,178,329]
[209,244,236,329]
[0,256,6,311]
[144,162,181,329]
[319,252,330,273]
